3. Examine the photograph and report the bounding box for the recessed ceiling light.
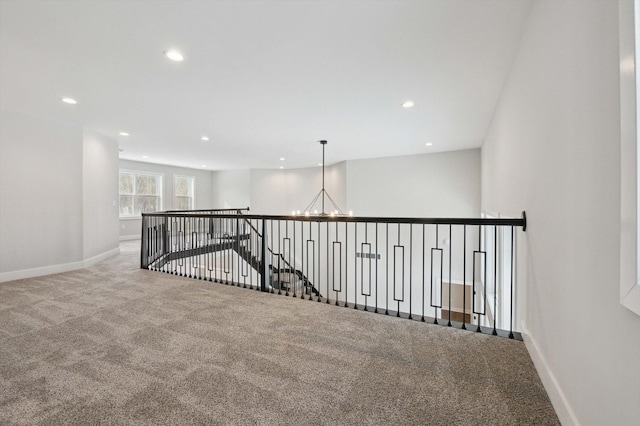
[164,49,184,61]
[402,100,414,108]
[202,165,207,168]
[280,157,285,161]
[426,142,433,147]
[61,97,77,105]
[201,136,209,141]
[279,166,284,169]
[318,163,323,166]
[142,155,149,159]
[119,132,130,136]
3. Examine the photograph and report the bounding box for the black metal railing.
[141,210,526,339]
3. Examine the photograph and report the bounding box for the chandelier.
[294,140,351,217]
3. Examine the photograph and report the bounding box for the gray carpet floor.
[0,242,559,425]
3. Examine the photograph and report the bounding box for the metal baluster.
[375,223,379,314]
[333,221,341,307]
[276,220,281,295]
[255,219,260,291]
[317,221,322,302]
[308,220,314,301]
[433,224,440,325]
[354,221,358,310]
[214,216,219,283]
[493,225,498,336]
[475,224,484,333]
[462,225,467,330]
[285,220,290,296]
[260,219,267,292]
[409,223,412,320]
[448,224,452,327]
[509,226,515,339]
[301,221,306,300]
[270,220,275,293]
[225,218,230,285]
[326,221,330,304]
[293,220,297,298]
[396,223,402,318]
[237,215,241,287]
[230,217,235,285]
[421,224,426,322]
[208,218,214,282]
[344,221,349,308]
[362,223,370,312]
[190,216,194,278]
[385,223,389,315]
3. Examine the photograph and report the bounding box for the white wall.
[246,150,479,218]
[249,162,347,215]
[0,110,84,276]
[347,149,480,217]
[481,1,640,425]
[118,159,214,239]
[325,161,347,214]
[83,129,119,259]
[0,110,120,282]
[249,168,288,215]
[211,169,251,210]
[216,151,477,218]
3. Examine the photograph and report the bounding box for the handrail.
[143,210,527,230]
[163,207,250,214]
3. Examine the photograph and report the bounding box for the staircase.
[146,221,319,298]
[232,238,319,298]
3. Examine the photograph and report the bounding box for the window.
[174,175,195,210]
[619,0,640,316]
[119,171,163,217]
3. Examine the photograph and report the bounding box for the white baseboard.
[521,321,579,426]
[119,235,139,241]
[83,247,120,267]
[0,247,120,283]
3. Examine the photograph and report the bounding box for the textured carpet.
[0,242,559,425]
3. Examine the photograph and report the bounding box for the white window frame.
[173,175,196,211]
[119,170,163,218]
[619,0,640,316]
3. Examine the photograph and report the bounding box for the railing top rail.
[164,207,250,214]
[142,210,527,230]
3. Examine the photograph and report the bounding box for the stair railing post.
[261,219,270,292]
[162,216,169,262]
[141,214,149,269]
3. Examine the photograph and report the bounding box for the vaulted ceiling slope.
[0,0,531,170]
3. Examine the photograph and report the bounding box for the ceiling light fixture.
[61,97,77,105]
[297,140,347,216]
[280,157,285,161]
[402,100,414,108]
[119,132,130,136]
[164,49,184,61]
[201,136,209,141]
[426,142,433,147]
[279,166,284,169]
[142,155,149,159]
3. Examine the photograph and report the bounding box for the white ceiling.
[0,0,531,170]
